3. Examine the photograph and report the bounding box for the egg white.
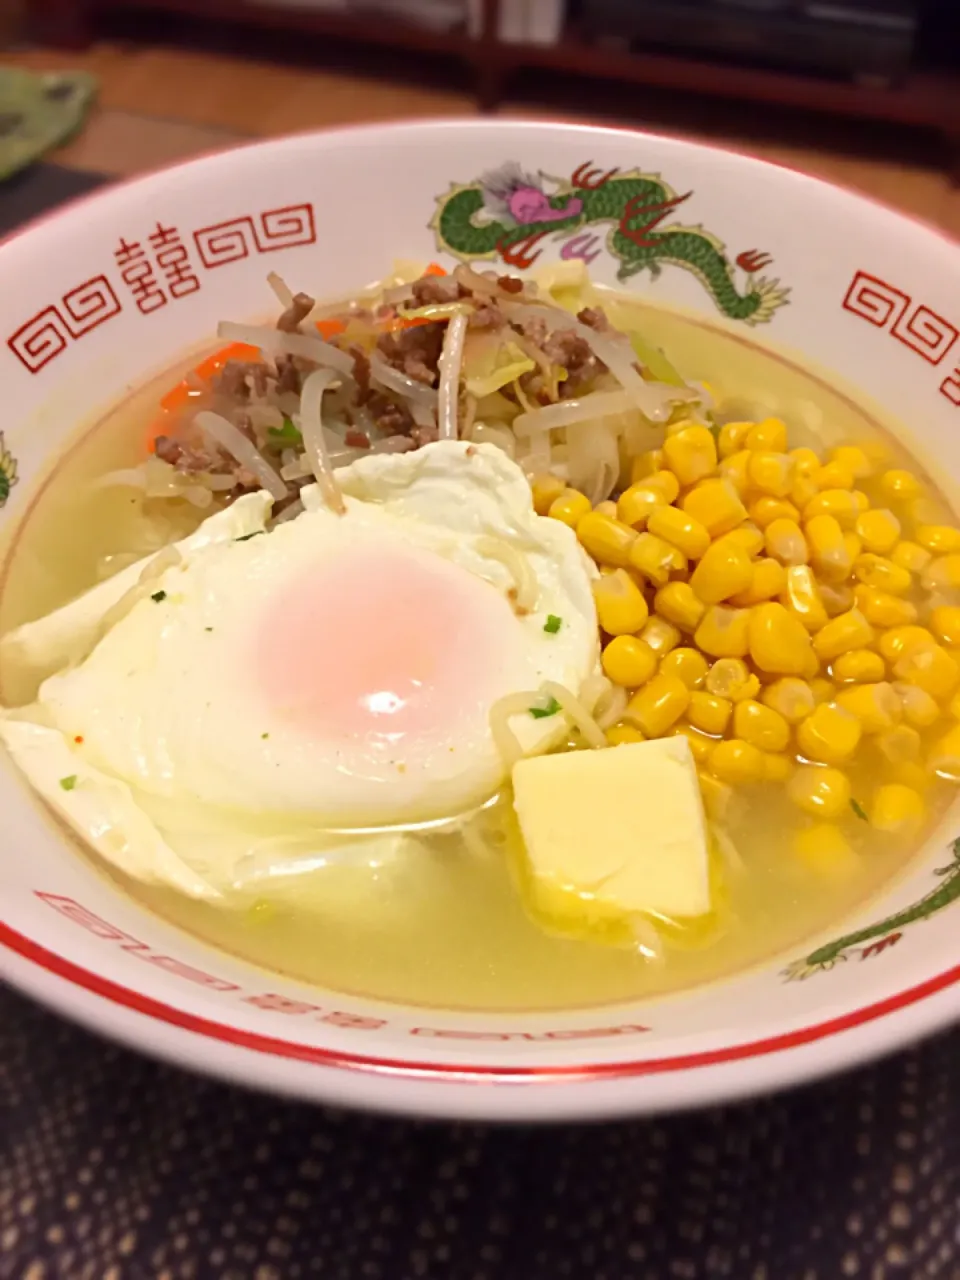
[1,442,599,898]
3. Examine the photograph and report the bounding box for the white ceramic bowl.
[1,120,958,1121]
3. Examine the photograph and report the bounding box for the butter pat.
[512,736,712,924]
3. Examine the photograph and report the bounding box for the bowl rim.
[1,117,958,1120]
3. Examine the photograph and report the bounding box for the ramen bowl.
[0,120,958,1121]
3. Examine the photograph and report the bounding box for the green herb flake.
[268,416,303,446]
[235,531,265,543]
[151,590,167,603]
[850,798,868,822]
[204,627,214,632]
[529,695,561,720]
[59,775,78,792]
[261,732,270,740]
[544,614,563,634]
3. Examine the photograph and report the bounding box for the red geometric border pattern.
[7,275,122,374]
[891,303,959,366]
[1,917,958,1082]
[192,202,316,269]
[941,369,960,408]
[842,271,909,328]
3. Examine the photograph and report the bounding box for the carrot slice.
[316,318,347,340]
[424,262,448,276]
[194,341,261,383]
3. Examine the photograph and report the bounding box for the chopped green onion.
[529,695,561,720]
[59,775,77,792]
[268,416,303,446]
[850,798,868,821]
[151,590,167,603]
[235,531,265,542]
[543,614,563,634]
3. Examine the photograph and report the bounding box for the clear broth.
[1,301,952,1012]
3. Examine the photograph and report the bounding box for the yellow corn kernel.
[733,699,790,752]
[790,446,821,477]
[893,683,941,729]
[663,425,717,487]
[617,482,668,530]
[718,449,751,498]
[915,524,960,555]
[869,783,925,835]
[745,417,788,453]
[909,496,952,526]
[796,702,862,764]
[921,554,960,593]
[630,449,666,484]
[836,682,902,734]
[803,489,860,528]
[886,761,932,792]
[647,505,711,559]
[531,473,566,516]
[660,647,710,689]
[764,518,809,567]
[891,541,931,575]
[717,420,753,458]
[601,635,658,688]
[761,678,815,724]
[844,532,864,564]
[781,565,829,633]
[854,554,912,595]
[592,569,649,637]
[832,649,886,684]
[681,478,748,537]
[748,452,794,498]
[805,514,850,583]
[750,496,800,529]
[814,460,856,491]
[716,524,765,558]
[790,474,819,511]
[855,587,918,628]
[694,606,751,658]
[605,723,647,747]
[654,582,705,633]
[547,488,591,528]
[763,751,793,782]
[788,765,851,818]
[729,557,786,606]
[640,615,681,658]
[670,723,714,765]
[928,722,960,781]
[879,469,924,504]
[698,770,735,822]
[855,508,901,555]
[688,690,733,735]
[625,673,690,738]
[577,511,637,568]
[930,605,960,647]
[628,532,687,587]
[793,824,858,878]
[708,738,765,785]
[819,584,855,617]
[749,601,815,675]
[690,540,754,604]
[705,658,758,702]
[812,608,875,662]
[876,725,922,766]
[878,626,935,664]
[593,500,618,520]
[810,677,836,705]
[829,445,873,480]
[650,470,682,504]
[893,642,960,701]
